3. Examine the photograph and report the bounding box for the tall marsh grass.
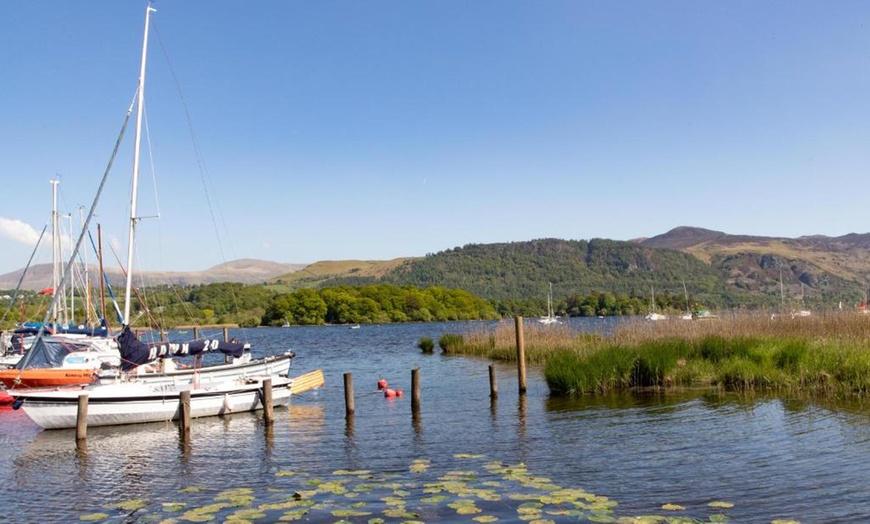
[442,312,870,397]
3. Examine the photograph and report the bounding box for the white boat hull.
[99,352,294,388]
[11,376,293,429]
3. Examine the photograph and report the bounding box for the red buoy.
[384,388,396,398]
[395,389,404,398]
[377,378,388,390]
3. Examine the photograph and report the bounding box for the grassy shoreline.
[440,312,870,398]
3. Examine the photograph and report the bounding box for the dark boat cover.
[13,337,95,370]
[117,326,247,371]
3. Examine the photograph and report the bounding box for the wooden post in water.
[180,390,191,433]
[193,326,199,339]
[223,326,231,363]
[76,394,88,441]
[489,364,498,399]
[344,372,355,417]
[515,316,527,395]
[263,378,274,423]
[411,368,421,413]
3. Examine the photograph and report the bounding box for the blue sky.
[2,1,870,276]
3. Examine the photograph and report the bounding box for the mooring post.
[223,326,229,342]
[489,364,498,399]
[344,372,355,417]
[193,326,199,339]
[411,368,421,413]
[263,378,274,423]
[180,390,191,433]
[76,393,88,441]
[515,316,527,395]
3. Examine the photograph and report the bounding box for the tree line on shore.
[0,281,721,331]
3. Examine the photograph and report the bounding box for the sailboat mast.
[50,179,59,326]
[123,2,156,326]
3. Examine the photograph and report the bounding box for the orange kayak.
[0,368,98,389]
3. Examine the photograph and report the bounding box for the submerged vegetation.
[442,312,870,399]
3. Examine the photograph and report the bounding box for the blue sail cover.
[117,326,247,371]
[15,319,109,338]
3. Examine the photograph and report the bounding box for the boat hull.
[0,368,98,389]
[11,376,293,429]
[3,352,293,390]
[116,352,294,388]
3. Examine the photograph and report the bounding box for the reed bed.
[442,312,870,398]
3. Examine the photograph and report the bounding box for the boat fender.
[223,393,233,413]
[377,378,388,390]
[384,388,396,398]
[12,399,23,410]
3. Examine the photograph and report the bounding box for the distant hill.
[0,259,305,291]
[7,227,870,310]
[637,226,870,307]
[268,227,870,309]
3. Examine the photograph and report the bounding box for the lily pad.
[105,499,148,511]
[708,501,735,509]
[79,513,109,522]
[661,504,685,511]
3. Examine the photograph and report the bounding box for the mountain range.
[0,259,305,292]
[4,227,869,308]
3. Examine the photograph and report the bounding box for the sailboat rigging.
[10,2,297,429]
[538,282,560,325]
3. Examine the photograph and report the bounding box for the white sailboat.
[644,287,667,321]
[538,282,560,324]
[11,3,293,428]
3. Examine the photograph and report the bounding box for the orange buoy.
[377,378,388,390]
[384,388,396,398]
[395,389,404,398]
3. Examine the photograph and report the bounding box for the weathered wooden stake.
[76,394,88,441]
[489,364,498,399]
[180,390,191,433]
[344,372,355,416]
[223,326,229,342]
[263,378,274,423]
[411,368,421,413]
[193,326,199,339]
[515,316,527,394]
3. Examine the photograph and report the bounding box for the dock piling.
[411,368,421,413]
[515,316,527,394]
[180,390,191,433]
[489,364,498,399]
[344,372,355,417]
[76,394,88,441]
[263,378,274,423]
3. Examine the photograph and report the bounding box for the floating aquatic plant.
[104,499,148,511]
[79,513,109,522]
[161,502,186,512]
[86,453,797,523]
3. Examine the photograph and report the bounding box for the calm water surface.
[2,319,870,523]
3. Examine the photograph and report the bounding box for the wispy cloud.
[0,218,41,246]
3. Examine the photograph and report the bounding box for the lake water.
[2,319,869,523]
